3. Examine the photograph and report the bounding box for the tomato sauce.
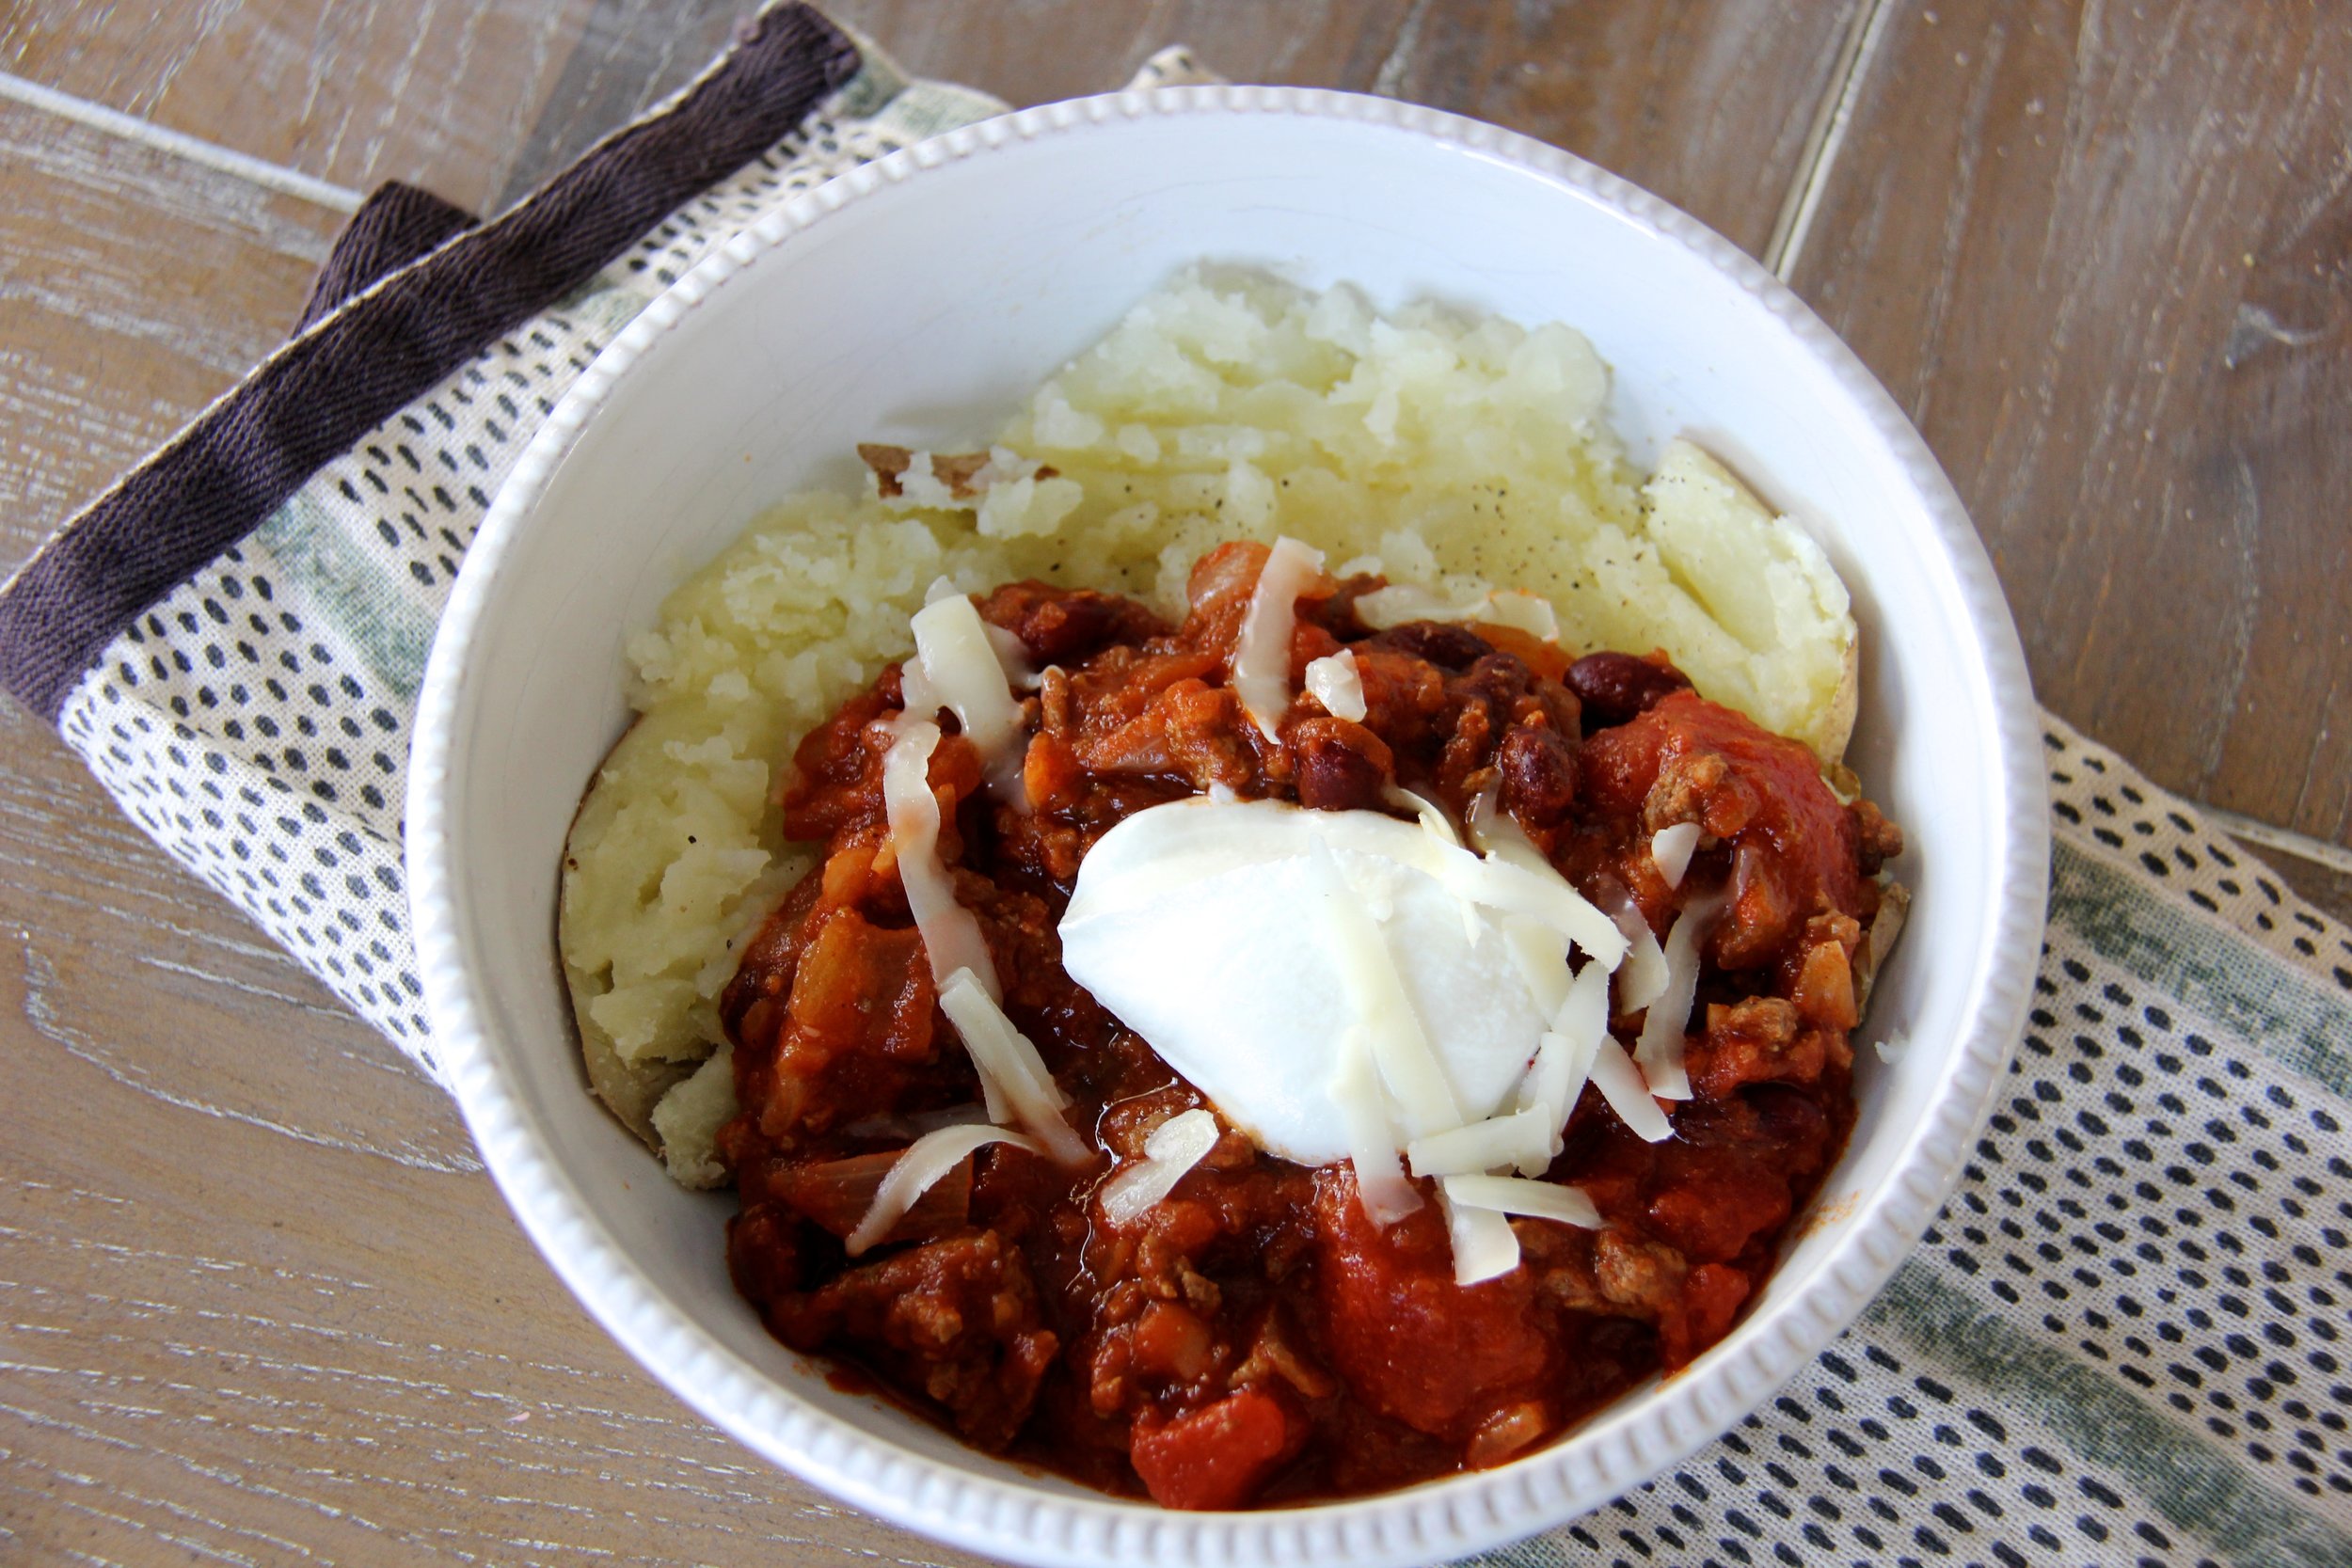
[712,542,1899,1509]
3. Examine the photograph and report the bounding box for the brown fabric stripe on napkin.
[294,182,479,336]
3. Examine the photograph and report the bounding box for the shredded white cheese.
[1232,536,1327,737]
[1436,847,1629,969]
[982,623,1041,690]
[1589,1034,1675,1142]
[1355,585,1561,642]
[1334,1022,1422,1223]
[1308,839,1463,1138]
[1303,648,1367,721]
[1406,1104,1556,1178]
[1515,960,1612,1170]
[1385,784,1459,847]
[1595,882,1671,1013]
[1650,821,1701,889]
[1097,1107,1222,1227]
[1465,777,1539,868]
[1442,1172,1604,1229]
[1631,892,1724,1101]
[909,590,1027,797]
[881,721,1000,995]
[936,967,1089,1165]
[844,1123,1042,1256]
[1465,780,1576,1015]
[1436,1180,1521,1286]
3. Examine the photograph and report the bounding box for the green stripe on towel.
[1868,1261,2352,1568]
[2051,841,2352,1095]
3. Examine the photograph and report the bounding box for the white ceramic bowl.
[410,87,2048,1568]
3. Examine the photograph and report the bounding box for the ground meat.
[711,548,1892,1508]
[767,1228,1058,1451]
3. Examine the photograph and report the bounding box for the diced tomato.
[1128,1386,1304,1510]
[1660,1263,1752,1370]
[1311,1170,1552,1438]
[1581,691,1865,958]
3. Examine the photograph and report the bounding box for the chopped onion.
[1650,821,1701,888]
[845,1124,1042,1256]
[1406,1104,1555,1178]
[1232,536,1327,738]
[1303,648,1366,721]
[936,967,1089,1166]
[1874,1031,1911,1065]
[1097,1107,1222,1227]
[774,1148,963,1238]
[1589,1034,1675,1142]
[1631,893,1724,1101]
[1442,1173,1603,1229]
[910,591,1027,798]
[1436,1181,1521,1286]
[881,721,999,994]
[1334,1022,1421,1225]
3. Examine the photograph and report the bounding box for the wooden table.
[2,3,2344,1561]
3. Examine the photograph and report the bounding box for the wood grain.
[2,0,596,213]
[0,101,342,540]
[6,1,2346,1562]
[1785,0,2352,848]
[491,0,1867,254]
[0,95,978,1568]
[817,0,1865,260]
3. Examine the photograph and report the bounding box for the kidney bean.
[1364,620,1495,671]
[1565,651,1692,729]
[1497,724,1579,827]
[977,582,1168,665]
[1289,717,1394,813]
[1453,651,1534,713]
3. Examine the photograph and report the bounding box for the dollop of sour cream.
[1058,797,1621,1169]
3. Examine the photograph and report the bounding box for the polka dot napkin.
[0,6,2344,1562]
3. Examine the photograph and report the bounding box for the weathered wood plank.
[0,963,979,1568]
[1785,0,2352,847]
[0,99,342,544]
[0,97,979,1567]
[788,0,1864,260]
[1,0,596,213]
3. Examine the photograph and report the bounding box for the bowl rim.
[408,82,2050,1568]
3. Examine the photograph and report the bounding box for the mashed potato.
[558,270,1856,1184]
